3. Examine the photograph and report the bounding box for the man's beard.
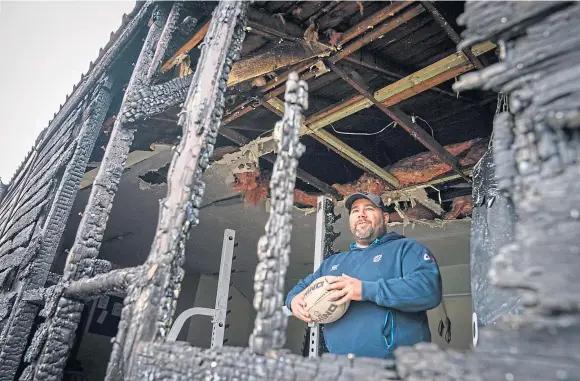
[353,221,385,242]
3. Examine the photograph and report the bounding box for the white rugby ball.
[302,276,350,324]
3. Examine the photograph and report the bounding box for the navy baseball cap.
[345,192,393,213]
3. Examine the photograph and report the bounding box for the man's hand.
[327,274,362,305]
[290,293,312,323]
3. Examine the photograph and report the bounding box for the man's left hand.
[327,274,362,305]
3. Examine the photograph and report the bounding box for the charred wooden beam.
[107,3,249,380]
[327,62,470,183]
[64,266,141,300]
[29,5,171,381]
[329,4,425,64]
[337,1,415,47]
[264,98,400,188]
[421,1,485,70]
[227,40,328,87]
[160,19,210,73]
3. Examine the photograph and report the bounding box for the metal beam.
[303,41,495,135]
[421,1,485,70]
[342,48,477,103]
[264,98,400,188]
[327,61,470,183]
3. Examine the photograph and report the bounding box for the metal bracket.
[166,229,236,348]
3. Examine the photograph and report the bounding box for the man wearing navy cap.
[285,192,442,359]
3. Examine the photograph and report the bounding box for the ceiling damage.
[70,0,499,229]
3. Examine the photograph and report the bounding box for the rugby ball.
[302,276,350,324]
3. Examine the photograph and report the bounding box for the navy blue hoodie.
[285,232,442,359]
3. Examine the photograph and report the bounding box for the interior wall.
[186,274,255,348]
[428,295,473,351]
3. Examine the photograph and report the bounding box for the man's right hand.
[290,294,311,323]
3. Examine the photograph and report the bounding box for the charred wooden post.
[0,181,6,205]
[248,72,307,354]
[105,3,249,380]
[28,5,171,381]
[452,2,580,379]
[0,76,114,381]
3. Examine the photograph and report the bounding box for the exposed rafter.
[302,41,495,135]
[263,98,400,188]
[327,61,470,183]
[329,4,425,64]
[218,40,494,192]
[336,1,415,47]
[160,20,210,73]
[421,1,485,70]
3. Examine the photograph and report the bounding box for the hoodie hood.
[349,231,405,251]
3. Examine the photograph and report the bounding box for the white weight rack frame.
[166,229,236,348]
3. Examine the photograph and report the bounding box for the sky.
[0,0,137,183]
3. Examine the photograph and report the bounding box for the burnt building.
[0,1,578,381]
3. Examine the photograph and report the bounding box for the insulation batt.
[233,139,485,214]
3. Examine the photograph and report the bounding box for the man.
[285,192,442,359]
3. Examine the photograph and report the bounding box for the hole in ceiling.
[139,163,170,186]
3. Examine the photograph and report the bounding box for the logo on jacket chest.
[373,254,383,263]
[331,264,339,271]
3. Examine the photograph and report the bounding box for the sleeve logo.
[423,253,435,263]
